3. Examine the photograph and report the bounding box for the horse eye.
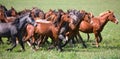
[113,15,115,17]
[67,16,70,18]
[88,16,91,19]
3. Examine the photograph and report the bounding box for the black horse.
[0,13,36,51]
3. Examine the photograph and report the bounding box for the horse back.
[35,22,54,34]
[0,23,17,36]
[79,21,93,33]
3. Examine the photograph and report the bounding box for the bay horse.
[0,13,36,51]
[79,10,119,47]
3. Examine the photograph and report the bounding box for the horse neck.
[99,13,110,27]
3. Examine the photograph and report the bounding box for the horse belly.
[36,23,51,34]
[79,21,93,33]
[0,31,11,37]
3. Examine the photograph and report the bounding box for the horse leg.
[0,37,4,44]
[73,33,79,43]
[98,33,102,43]
[23,35,31,42]
[6,36,16,51]
[17,33,25,51]
[6,37,12,45]
[77,33,87,48]
[48,37,56,49]
[94,32,99,47]
[57,39,63,52]
[69,37,76,47]
[87,33,90,41]
[31,36,36,50]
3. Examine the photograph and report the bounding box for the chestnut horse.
[79,10,119,47]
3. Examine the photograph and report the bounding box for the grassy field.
[0,0,120,59]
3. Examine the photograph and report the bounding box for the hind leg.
[78,33,87,48]
[6,36,16,51]
[87,33,90,42]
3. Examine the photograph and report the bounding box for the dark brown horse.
[79,10,119,47]
[0,7,17,23]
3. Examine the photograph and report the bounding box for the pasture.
[0,0,120,59]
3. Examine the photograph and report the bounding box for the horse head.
[107,10,119,24]
[99,10,119,24]
[13,13,36,30]
[0,4,7,11]
[10,6,18,17]
[0,9,5,20]
[30,8,45,19]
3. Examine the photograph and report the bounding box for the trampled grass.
[0,0,120,59]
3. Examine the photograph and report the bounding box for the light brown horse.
[79,10,119,47]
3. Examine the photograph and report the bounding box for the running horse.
[79,10,119,47]
[0,13,36,51]
[22,8,45,48]
[57,9,91,51]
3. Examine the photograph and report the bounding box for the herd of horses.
[0,4,118,52]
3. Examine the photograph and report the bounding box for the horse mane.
[0,4,8,11]
[99,10,113,17]
[12,13,29,25]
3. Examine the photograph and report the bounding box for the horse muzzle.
[115,20,119,24]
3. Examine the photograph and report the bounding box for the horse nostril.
[115,21,119,24]
[116,21,119,24]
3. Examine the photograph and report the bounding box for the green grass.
[0,0,120,59]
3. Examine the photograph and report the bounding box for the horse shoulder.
[91,18,101,31]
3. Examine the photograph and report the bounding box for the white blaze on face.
[115,18,119,24]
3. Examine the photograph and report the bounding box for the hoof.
[16,48,25,52]
[92,42,96,45]
[6,49,12,51]
[48,45,55,49]
[84,45,87,48]
[57,48,63,52]
[96,45,100,48]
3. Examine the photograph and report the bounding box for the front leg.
[94,32,99,47]
[17,33,25,51]
[98,32,102,43]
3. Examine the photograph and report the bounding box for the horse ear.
[67,15,70,18]
[108,10,112,13]
[49,9,52,11]
[80,10,85,13]
[11,6,14,10]
[67,9,71,13]
[108,10,113,13]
